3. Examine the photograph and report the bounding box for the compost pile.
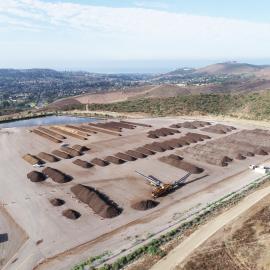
[104,156,126,165]
[132,200,159,211]
[27,171,47,182]
[52,150,72,159]
[180,129,270,167]
[71,184,122,218]
[202,124,236,134]
[143,143,166,152]
[42,167,72,183]
[148,128,179,138]
[135,147,155,156]
[125,150,147,159]
[73,159,93,168]
[160,156,204,174]
[37,152,59,162]
[23,154,44,165]
[170,121,211,129]
[72,145,89,152]
[62,209,81,220]
[91,158,110,167]
[37,127,66,140]
[60,146,82,157]
[32,129,62,143]
[115,153,136,161]
[50,198,65,206]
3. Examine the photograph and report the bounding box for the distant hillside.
[3,62,270,114]
[0,68,64,79]
[52,76,270,110]
[85,91,270,121]
[196,62,270,76]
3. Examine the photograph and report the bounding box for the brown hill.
[47,62,270,110]
[197,62,270,76]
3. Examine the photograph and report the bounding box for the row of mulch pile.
[24,144,90,167]
[27,168,72,184]
[180,129,270,167]
[88,132,211,169]
[160,154,204,174]
[73,159,93,168]
[37,127,66,140]
[60,146,82,157]
[141,133,211,154]
[71,184,122,218]
[52,144,89,159]
[148,128,180,139]
[37,152,59,162]
[23,154,44,165]
[202,124,236,134]
[39,167,73,183]
[89,149,149,168]
[52,150,72,159]
[51,145,91,167]
[94,121,137,133]
[170,121,211,129]
[32,129,63,143]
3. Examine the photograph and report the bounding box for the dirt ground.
[0,206,28,268]
[175,191,270,270]
[0,116,270,270]
[64,85,191,106]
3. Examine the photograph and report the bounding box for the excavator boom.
[135,171,191,198]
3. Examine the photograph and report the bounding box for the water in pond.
[0,115,98,128]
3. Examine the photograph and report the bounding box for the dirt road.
[150,182,270,270]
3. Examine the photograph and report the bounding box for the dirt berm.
[71,184,122,218]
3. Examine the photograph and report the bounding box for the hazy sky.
[1,0,270,72]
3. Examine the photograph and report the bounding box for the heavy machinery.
[135,171,191,198]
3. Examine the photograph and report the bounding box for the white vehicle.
[33,163,43,168]
[249,164,270,174]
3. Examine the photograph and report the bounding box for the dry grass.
[177,197,270,270]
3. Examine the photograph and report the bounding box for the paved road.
[151,183,270,270]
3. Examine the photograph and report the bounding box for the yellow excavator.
[135,171,191,198]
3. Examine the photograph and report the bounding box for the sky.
[1,0,270,72]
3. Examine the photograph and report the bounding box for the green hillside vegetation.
[86,91,270,120]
